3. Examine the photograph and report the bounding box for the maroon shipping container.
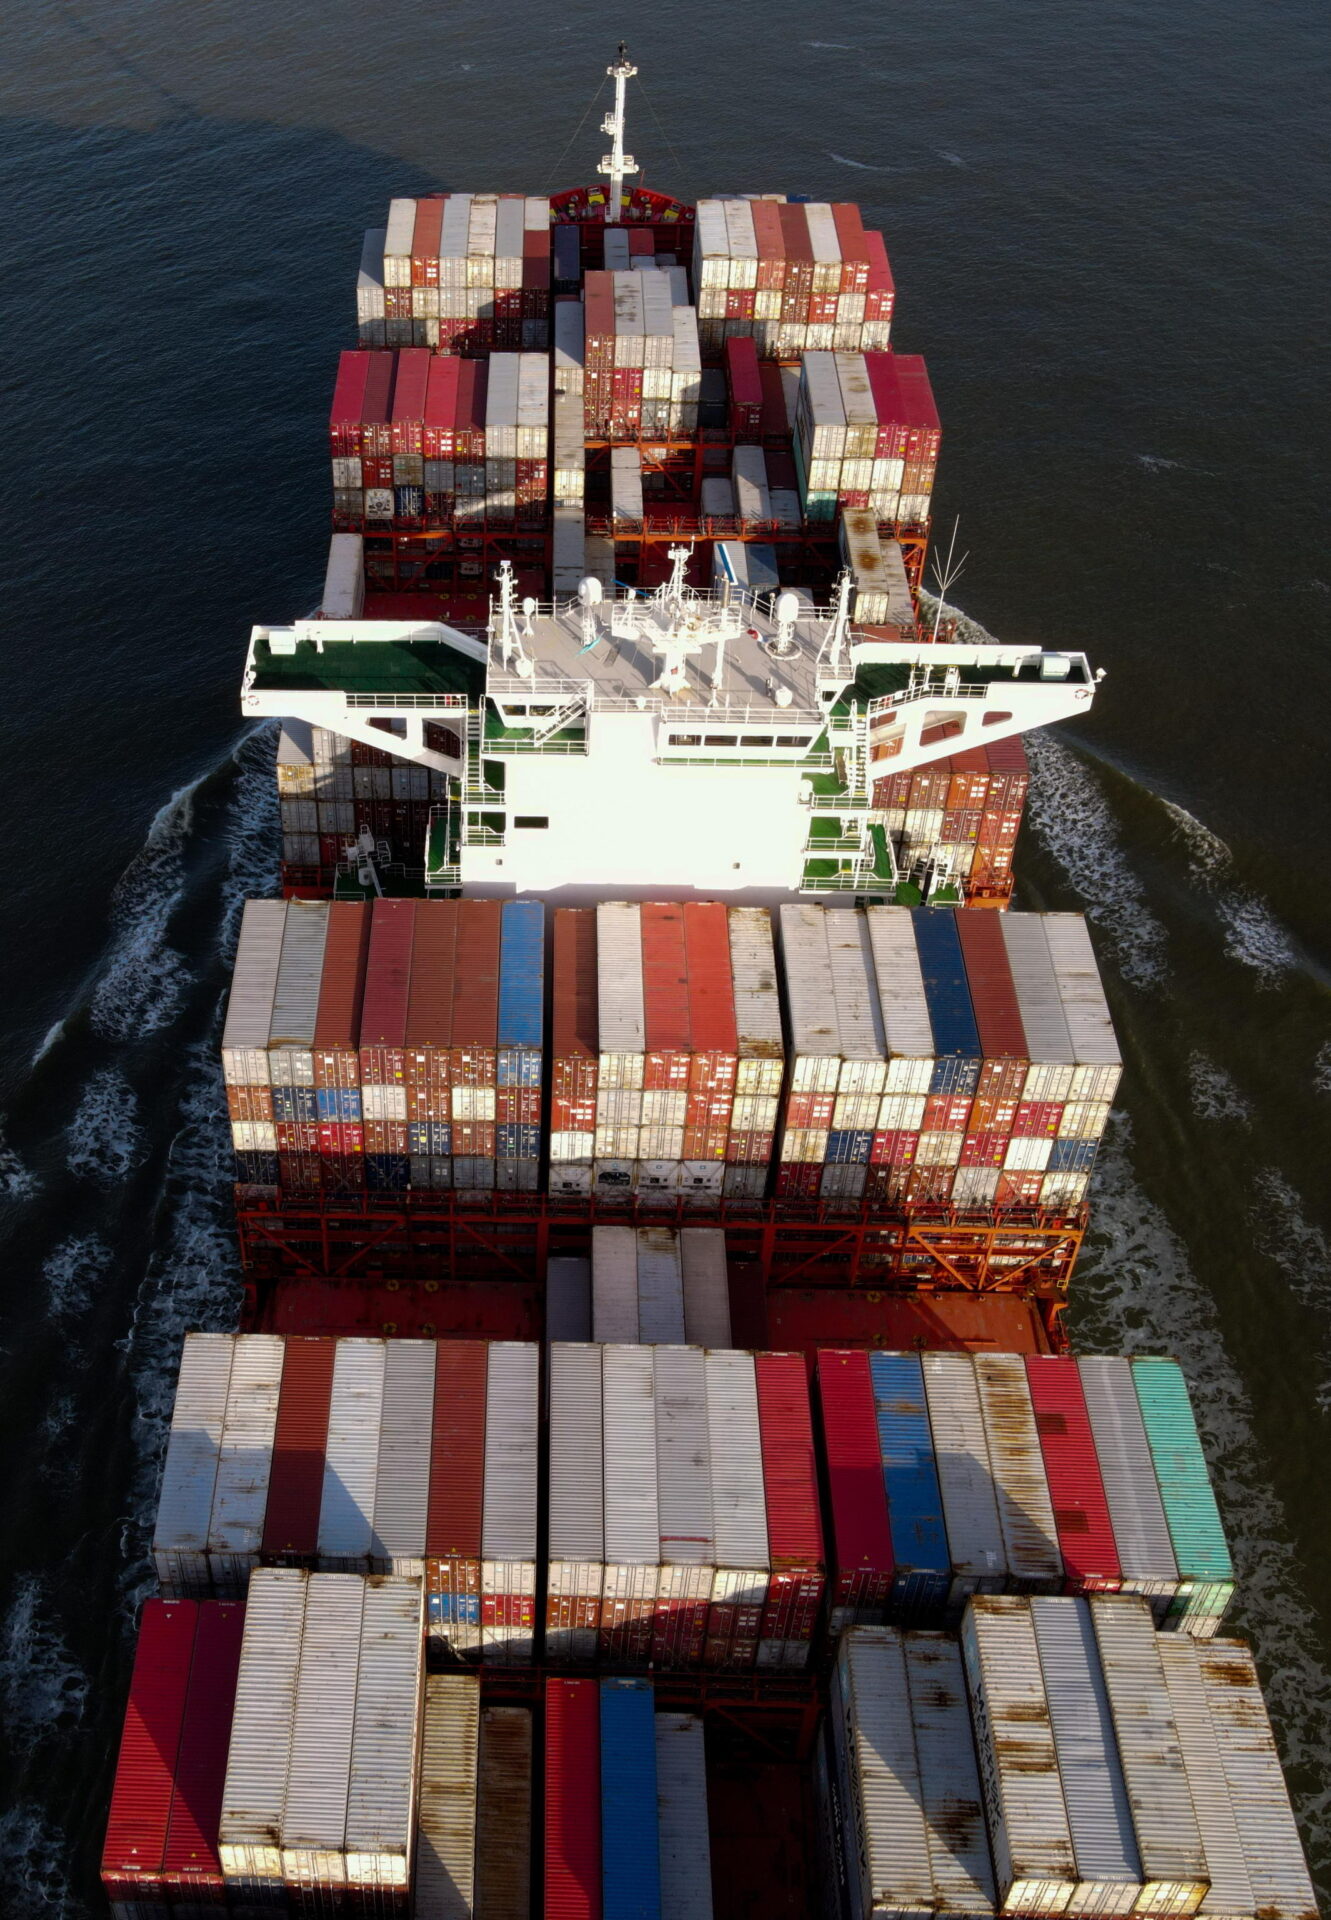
[406,900,457,1102]
[863,230,896,321]
[101,1599,197,1906]
[725,336,764,439]
[830,204,871,292]
[755,1354,826,1658]
[544,1679,601,1920]
[891,354,941,459]
[864,353,910,460]
[411,195,444,286]
[424,356,461,460]
[330,351,372,457]
[750,198,787,291]
[454,359,489,461]
[359,898,416,1082]
[777,203,814,296]
[427,1342,488,1650]
[161,1602,246,1907]
[955,911,1030,1104]
[642,902,690,1092]
[360,353,397,458]
[261,1338,334,1561]
[552,908,598,1114]
[451,900,502,1088]
[1025,1357,1124,1592]
[816,1352,894,1626]
[390,347,431,455]
[985,733,1031,813]
[684,900,738,1095]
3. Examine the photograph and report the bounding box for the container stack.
[356,227,386,346]
[838,508,917,628]
[590,1226,732,1343]
[152,1335,543,1661]
[692,199,894,357]
[545,1679,713,1920]
[813,1349,1233,1636]
[217,1569,423,1909]
[872,736,1030,900]
[549,907,598,1197]
[101,1600,245,1917]
[414,1676,534,1920]
[582,269,702,438]
[482,351,550,526]
[794,351,940,522]
[275,722,445,882]
[380,192,551,354]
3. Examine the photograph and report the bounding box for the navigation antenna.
[929,517,969,641]
[598,44,638,225]
[816,569,855,677]
[493,560,534,677]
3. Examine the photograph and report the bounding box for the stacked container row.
[152,1335,541,1662]
[545,1680,714,1920]
[776,904,1120,1211]
[837,507,918,627]
[872,735,1030,901]
[589,1225,732,1345]
[794,350,939,523]
[376,193,551,352]
[415,1675,533,1920]
[547,1344,825,1669]
[692,198,894,357]
[816,1350,1234,1638]
[274,720,450,879]
[548,902,784,1203]
[582,267,703,440]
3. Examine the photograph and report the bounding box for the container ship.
[99,50,1317,1920]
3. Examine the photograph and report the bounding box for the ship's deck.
[248,632,484,700]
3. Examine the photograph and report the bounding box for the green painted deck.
[250,635,483,699]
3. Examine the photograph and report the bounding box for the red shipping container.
[863,353,911,460]
[424,355,462,459]
[684,902,738,1094]
[359,899,416,1083]
[330,351,372,457]
[360,353,397,458]
[552,909,598,1106]
[544,1678,601,1920]
[785,1092,835,1130]
[274,1122,317,1155]
[427,1343,487,1645]
[451,900,502,1087]
[959,1131,1007,1170]
[956,911,1030,1105]
[816,1352,894,1622]
[161,1602,246,1907]
[830,203,871,293]
[863,230,896,321]
[724,289,757,322]
[1025,1357,1123,1592]
[411,195,444,286]
[725,336,764,438]
[922,1094,971,1133]
[454,359,489,461]
[726,1128,773,1166]
[905,1166,954,1206]
[945,749,991,813]
[1011,1101,1064,1139]
[776,1164,822,1202]
[758,361,789,443]
[996,1170,1045,1207]
[755,1353,826,1654]
[870,1128,918,1168]
[807,290,839,326]
[260,1337,333,1560]
[750,198,787,291]
[777,203,814,294]
[627,227,654,257]
[101,1600,197,1905]
[969,1096,1018,1135]
[405,899,457,1092]
[361,455,393,489]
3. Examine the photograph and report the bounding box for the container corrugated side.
[207,1334,284,1594]
[636,1226,686,1343]
[268,900,330,1082]
[154,1335,235,1596]
[371,1338,434,1577]
[602,1344,659,1664]
[427,1342,487,1661]
[999,915,1075,1092]
[817,1350,895,1632]
[1025,1356,1123,1594]
[973,1355,1063,1592]
[318,1338,387,1570]
[600,1678,663,1919]
[920,1352,1007,1612]
[865,906,935,1087]
[101,1599,197,1904]
[1078,1358,1179,1615]
[481,1342,539,1663]
[704,1350,769,1669]
[548,1342,604,1663]
[280,1573,364,1897]
[1088,1594,1208,1911]
[655,1713,712,1920]
[753,1351,826,1669]
[222,901,288,1084]
[1043,913,1122,1097]
[727,907,784,1098]
[654,1345,714,1668]
[161,1600,246,1908]
[344,1577,424,1897]
[597,901,645,1081]
[262,1337,335,1564]
[867,1350,950,1621]
[780,903,840,1085]
[903,1633,998,1918]
[219,1569,308,1896]
[825,909,887,1092]
[593,1225,639,1342]
[1029,1597,1141,1914]
[832,1626,934,1920]
[545,1678,601,1920]
[1156,1636,1255,1920]
[1131,1358,1234,1636]
[961,1596,1078,1913]
[476,1704,533,1920]
[1201,1640,1317,1919]
[679,1230,732,1346]
[547,1256,593,1342]
[415,1674,480,1920]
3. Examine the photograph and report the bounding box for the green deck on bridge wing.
[250,636,483,700]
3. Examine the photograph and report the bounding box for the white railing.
[343,692,470,710]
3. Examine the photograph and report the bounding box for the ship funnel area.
[598,43,639,223]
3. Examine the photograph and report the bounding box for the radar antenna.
[598,44,639,225]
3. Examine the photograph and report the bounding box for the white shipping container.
[281,1573,364,1895]
[220,1568,309,1895]
[222,900,287,1084]
[547,1343,604,1663]
[655,1714,714,1920]
[680,1230,732,1346]
[602,1344,660,1651]
[345,1578,424,1895]
[1200,1640,1318,1920]
[961,1597,1078,1913]
[322,531,365,621]
[357,229,386,323]
[780,903,840,1087]
[1000,916,1076,1094]
[207,1334,284,1593]
[1088,1595,1208,1909]
[972,1356,1063,1591]
[154,1333,235,1596]
[597,902,645,1080]
[729,908,784,1097]
[903,1633,999,1917]
[415,1674,480,1920]
[704,1351,769,1662]
[637,1227,686,1342]
[318,1339,387,1570]
[1077,1358,1179,1613]
[481,1343,539,1662]
[920,1353,1007,1610]
[655,1346,715,1658]
[1043,914,1124,1100]
[1156,1636,1255,1920]
[832,1627,934,1920]
[382,197,416,286]
[371,1339,434,1577]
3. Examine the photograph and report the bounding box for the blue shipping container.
[394,485,424,517]
[272,1086,318,1122]
[316,1087,362,1122]
[1049,1136,1099,1174]
[867,1350,951,1622]
[911,910,982,1061]
[825,1129,873,1166]
[498,901,545,1085]
[497,1124,541,1159]
[600,1678,662,1920]
[365,1154,410,1190]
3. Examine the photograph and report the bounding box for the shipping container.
[654,1345,714,1667]
[973,1354,1063,1592]
[481,1342,539,1663]
[903,1632,998,1917]
[818,1350,894,1633]
[920,1352,1007,1613]
[415,1673,479,1920]
[867,1351,950,1621]
[476,1705,534,1919]
[548,1342,605,1663]
[602,1343,659,1664]
[655,1713,713,1920]
[704,1349,770,1669]
[829,1626,935,1920]
[544,1678,601,1920]
[1078,1358,1180,1618]
[1025,1356,1122,1593]
[754,1352,826,1668]
[1131,1357,1235,1635]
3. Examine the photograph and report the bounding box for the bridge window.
[668,734,703,747]
[513,816,549,829]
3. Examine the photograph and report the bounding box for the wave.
[0,1128,38,1202]
[64,1072,146,1186]
[1217,890,1302,984]
[1316,1042,1331,1098]
[0,1577,89,1746]
[87,774,201,1043]
[1185,1052,1252,1125]
[1250,1170,1331,1409]
[43,1236,113,1325]
[1160,797,1232,879]
[1078,1118,1331,1879]
[0,1805,82,1920]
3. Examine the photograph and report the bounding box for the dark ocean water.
[0,0,1328,1909]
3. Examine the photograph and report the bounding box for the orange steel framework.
[232,1191,1085,1298]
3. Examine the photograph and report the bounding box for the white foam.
[88,773,201,1042]
[1160,797,1232,880]
[1316,1041,1331,1098]
[1217,890,1301,985]
[828,152,887,169]
[64,1072,145,1186]
[0,1125,38,1201]
[43,1235,113,1324]
[1185,1053,1252,1125]
[0,1804,81,1917]
[1079,1116,1331,1867]
[1251,1170,1331,1406]
[0,1577,89,1745]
